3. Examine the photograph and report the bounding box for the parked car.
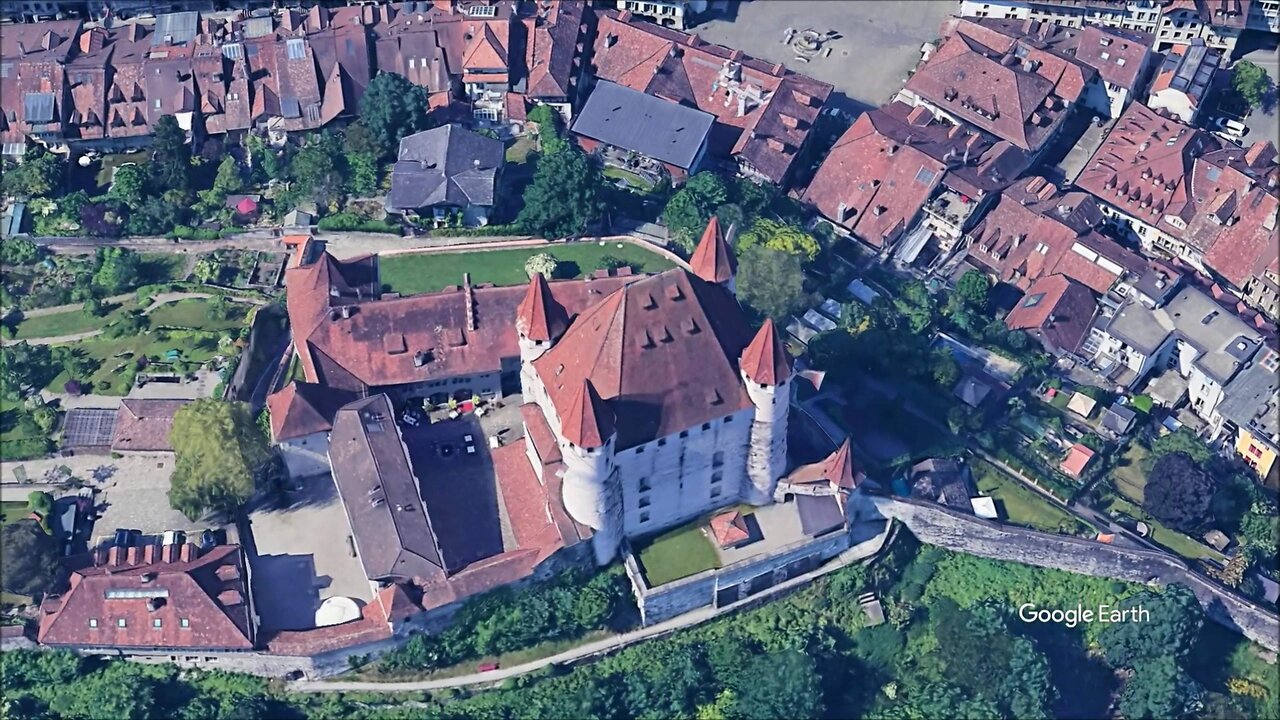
[1214,116,1248,136]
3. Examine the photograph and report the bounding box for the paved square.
[245,473,373,632]
[694,0,955,113]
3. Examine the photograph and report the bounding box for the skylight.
[1023,293,1045,308]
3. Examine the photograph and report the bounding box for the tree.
[1231,61,1273,110]
[79,201,125,237]
[1,146,63,198]
[953,270,991,313]
[596,255,630,272]
[1148,428,1214,466]
[736,219,821,262]
[930,349,961,388]
[1240,500,1279,559]
[1099,584,1202,667]
[344,150,379,197]
[49,661,157,720]
[358,71,432,159]
[0,237,42,265]
[105,163,146,209]
[728,650,824,720]
[149,115,191,193]
[289,133,343,202]
[1117,655,1200,720]
[516,147,602,238]
[662,171,729,251]
[737,245,809,321]
[168,399,270,520]
[524,253,559,279]
[92,247,141,293]
[211,155,244,196]
[1144,453,1216,532]
[0,520,62,597]
[30,406,58,435]
[1,342,55,393]
[106,309,149,339]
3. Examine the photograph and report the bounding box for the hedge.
[429,224,528,238]
[317,213,401,234]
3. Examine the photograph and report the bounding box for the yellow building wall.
[1236,430,1277,480]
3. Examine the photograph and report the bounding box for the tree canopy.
[106,163,147,208]
[1,146,64,198]
[953,270,991,313]
[736,219,821,262]
[92,247,141,294]
[358,71,433,159]
[0,519,62,597]
[1144,452,1216,532]
[1099,584,1202,668]
[1,341,56,394]
[1117,655,1200,720]
[516,146,603,238]
[1231,61,1273,110]
[736,245,810,321]
[169,399,270,520]
[662,172,730,252]
[148,115,192,194]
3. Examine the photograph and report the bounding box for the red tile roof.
[709,511,750,548]
[590,10,832,185]
[740,319,793,386]
[515,272,569,342]
[1072,25,1153,92]
[1060,443,1095,477]
[522,0,583,101]
[39,545,254,651]
[788,437,861,491]
[1203,188,1279,289]
[689,216,737,284]
[559,378,614,449]
[968,176,1144,293]
[110,399,191,453]
[1004,274,1098,354]
[286,250,635,391]
[266,381,360,442]
[532,269,755,450]
[904,20,1089,152]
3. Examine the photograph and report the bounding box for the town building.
[803,100,1029,261]
[1146,39,1219,123]
[385,124,504,226]
[907,457,976,513]
[110,399,191,455]
[37,541,257,664]
[965,176,1147,295]
[1076,103,1280,318]
[571,80,715,184]
[1212,348,1280,481]
[588,9,832,186]
[1087,283,1266,422]
[613,0,706,30]
[1004,273,1102,356]
[956,0,1278,54]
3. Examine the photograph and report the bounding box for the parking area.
[694,0,954,112]
[245,473,373,632]
[90,456,207,539]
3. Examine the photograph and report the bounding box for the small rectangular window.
[701,422,711,431]
[724,416,733,424]
[117,618,127,627]
[636,446,644,454]
[180,618,190,628]
[153,618,162,628]
[639,511,650,523]
[89,618,98,628]
[679,430,689,439]
[639,477,651,492]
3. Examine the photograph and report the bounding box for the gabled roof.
[516,272,569,342]
[559,378,615,449]
[688,216,737,283]
[740,319,793,386]
[462,22,509,72]
[709,510,751,547]
[266,381,359,441]
[386,123,504,211]
[788,437,861,491]
[110,399,191,453]
[571,80,714,170]
[38,544,254,651]
[1060,443,1095,477]
[1004,274,1098,354]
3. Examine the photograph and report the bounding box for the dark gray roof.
[1217,350,1280,451]
[386,124,504,212]
[1101,404,1137,434]
[794,494,845,537]
[153,11,200,46]
[23,93,55,124]
[329,394,446,583]
[572,80,714,170]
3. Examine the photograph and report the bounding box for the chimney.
[873,206,885,216]
[340,305,352,319]
[142,544,156,564]
[463,272,477,331]
[126,546,139,565]
[618,10,633,22]
[179,543,194,563]
[687,34,699,47]
[107,546,122,567]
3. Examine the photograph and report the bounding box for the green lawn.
[137,252,188,283]
[973,459,1085,535]
[1111,443,1149,503]
[44,331,225,396]
[1105,496,1225,562]
[636,521,722,586]
[379,242,675,296]
[148,298,248,332]
[0,501,29,526]
[14,300,140,340]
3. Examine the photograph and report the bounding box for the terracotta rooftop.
[590,9,832,185]
[559,378,615,449]
[740,319,793,386]
[522,0,583,101]
[38,545,254,651]
[1060,443,1095,477]
[266,381,360,442]
[688,216,737,284]
[1004,274,1098,354]
[532,268,755,450]
[709,510,751,548]
[516,272,570,342]
[787,437,862,491]
[110,399,191,453]
[969,176,1145,294]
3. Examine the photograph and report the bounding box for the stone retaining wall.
[868,495,1280,651]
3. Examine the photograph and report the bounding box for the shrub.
[316,212,400,234]
[524,252,558,279]
[1131,394,1153,414]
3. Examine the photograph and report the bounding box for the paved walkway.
[11,292,134,319]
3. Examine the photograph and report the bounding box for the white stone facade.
[742,373,790,505]
[279,432,333,479]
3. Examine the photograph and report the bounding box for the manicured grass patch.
[1047,391,1071,410]
[504,135,537,164]
[972,459,1085,535]
[1105,496,1225,562]
[148,298,248,332]
[635,522,721,586]
[1111,442,1148,503]
[603,166,657,192]
[137,252,188,284]
[44,332,224,396]
[14,300,140,340]
[0,402,53,462]
[379,242,675,296]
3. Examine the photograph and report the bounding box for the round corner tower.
[555,378,623,565]
[739,319,793,505]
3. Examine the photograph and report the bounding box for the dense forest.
[3,533,1276,720]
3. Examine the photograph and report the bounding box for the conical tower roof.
[516,272,568,342]
[740,318,793,386]
[822,438,857,490]
[689,216,737,284]
[560,378,614,449]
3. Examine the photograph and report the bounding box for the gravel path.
[2,292,261,346]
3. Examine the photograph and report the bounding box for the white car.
[1214,116,1248,137]
[401,412,419,427]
